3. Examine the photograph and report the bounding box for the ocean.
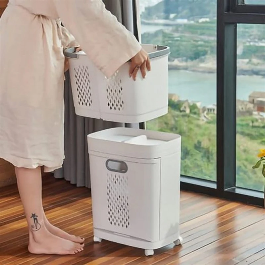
[141,24,265,107]
[168,70,264,106]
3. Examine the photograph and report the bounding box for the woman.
[0,0,151,255]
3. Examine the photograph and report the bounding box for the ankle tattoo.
[30,213,41,231]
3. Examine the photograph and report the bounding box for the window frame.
[231,0,265,14]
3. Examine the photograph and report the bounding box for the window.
[137,0,265,207]
[236,24,265,192]
[140,0,217,181]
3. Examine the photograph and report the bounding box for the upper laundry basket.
[64,44,170,123]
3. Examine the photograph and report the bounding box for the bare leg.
[15,167,84,255]
[43,209,84,243]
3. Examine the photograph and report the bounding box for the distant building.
[168,93,179,102]
[206,104,217,114]
[169,14,177,19]
[255,98,265,112]
[236,100,254,114]
[190,101,202,108]
[179,100,190,114]
[198,18,210,23]
[175,19,188,24]
[249,91,265,104]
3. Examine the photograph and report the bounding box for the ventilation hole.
[74,66,93,107]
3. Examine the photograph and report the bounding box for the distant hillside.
[142,0,217,20]
[141,0,265,20]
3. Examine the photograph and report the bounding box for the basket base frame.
[100,106,168,123]
[94,228,181,250]
[75,107,101,119]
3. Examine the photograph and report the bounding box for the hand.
[64,47,82,72]
[129,49,151,81]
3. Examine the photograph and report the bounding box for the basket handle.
[64,48,79,59]
[148,45,170,59]
[106,159,128,174]
[64,46,170,60]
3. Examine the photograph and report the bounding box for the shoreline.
[168,64,265,77]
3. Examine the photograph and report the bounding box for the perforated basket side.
[106,72,125,112]
[107,173,130,229]
[69,56,102,119]
[73,65,93,107]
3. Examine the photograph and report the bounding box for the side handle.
[106,159,128,174]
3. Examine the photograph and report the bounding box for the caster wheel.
[174,236,183,246]
[145,249,154,256]
[93,236,102,243]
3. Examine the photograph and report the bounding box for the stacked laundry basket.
[65,44,183,256]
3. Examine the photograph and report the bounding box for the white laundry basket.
[87,127,183,256]
[64,44,170,123]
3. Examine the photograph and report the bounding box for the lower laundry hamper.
[87,127,183,256]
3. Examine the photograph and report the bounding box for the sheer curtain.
[54,0,139,187]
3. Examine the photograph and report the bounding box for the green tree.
[190,103,200,116]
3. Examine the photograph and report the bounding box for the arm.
[60,24,80,49]
[53,0,142,78]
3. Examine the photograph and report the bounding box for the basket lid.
[87,127,181,159]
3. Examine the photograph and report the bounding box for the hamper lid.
[124,135,166,146]
[87,127,181,159]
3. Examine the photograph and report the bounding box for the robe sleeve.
[53,0,142,78]
[60,24,80,49]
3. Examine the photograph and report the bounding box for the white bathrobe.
[0,0,142,172]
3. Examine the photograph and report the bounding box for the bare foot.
[28,226,84,255]
[44,217,84,244]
